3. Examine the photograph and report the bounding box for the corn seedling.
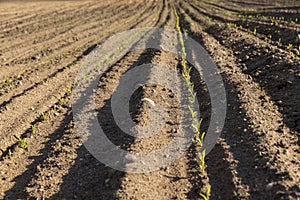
[66,87,72,94]
[5,76,12,87]
[200,186,211,200]
[53,105,57,111]
[192,118,203,132]
[18,136,28,149]
[114,191,121,198]
[253,28,257,36]
[277,38,281,45]
[197,132,206,147]
[31,124,37,135]
[188,95,196,104]
[42,112,47,121]
[189,106,197,119]
[228,22,237,28]
[59,98,64,106]
[8,149,13,157]
[199,149,206,171]
[297,46,300,55]
[173,5,210,198]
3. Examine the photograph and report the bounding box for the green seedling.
[42,112,47,121]
[114,191,121,198]
[277,38,281,45]
[187,81,194,91]
[228,22,236,27]
[297,46,300,55]
[200,186,211,200]
[53,105,57,111]
[197,132,206,147]
[18,136,28,149]
[8,149,13,157]
[253,28,257,36]
[188,106,197,119]
[59,98,64,106]
[188,95,196,104]
[192,118,203,133]
[288,43,293,49]
[31,124,37,135]
[199,150,206,171]
[5,76,12,86]
[66,87,72,94]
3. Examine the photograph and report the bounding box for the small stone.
[142,98,155,107]
[265,183,275,191]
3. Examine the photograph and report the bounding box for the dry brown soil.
[0,0,299,199]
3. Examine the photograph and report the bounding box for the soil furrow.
[0,0,299,199]
[0,1,156,92]
[0,0,159,153]
[186,0,300,58]
[0,2,162,198]
[0,0,95,35]
[0,0,151,70]
[0,0,133,50]
[179,1,300,199]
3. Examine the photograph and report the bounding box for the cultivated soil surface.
[0,0,299,199]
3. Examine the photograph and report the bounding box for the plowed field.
[0,0,299,199]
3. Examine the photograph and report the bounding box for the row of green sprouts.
[173,4,211,200]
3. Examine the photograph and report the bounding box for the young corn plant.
[17,136,28,149]
[189,106,198,119]
[296,46,300,55]
[199,150,206,171]
[193,118,206,171]
[42,112,47,121]
[59,98,64,106]
[66,87,72,94]
[53,105,57,111]
[174,4,209,198]
[200,186,211,200]
[31,124,37,135]
[8,149,13,158]
[253,28,257,36]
